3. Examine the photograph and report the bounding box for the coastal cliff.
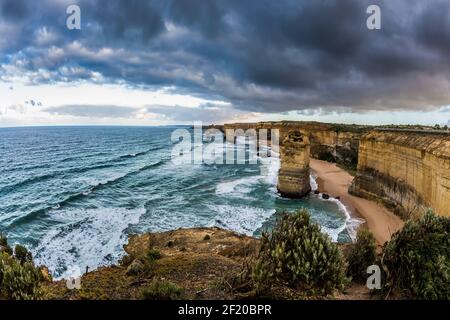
[209,122,450,215]
[349,130,450,218]
[215,121,369,198]
[307,126,362,170]
[218,121,368,171]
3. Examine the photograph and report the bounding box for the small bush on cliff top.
[147,247,162,262]
[14,245,33,265]
[0,235,42,300]
[0,233,13,256]
[0,252,42,300]
[0,234,7,247]
[140,280,183,300]
[347,229,377,282]
[381,210,450,299]
[252,209,347,296]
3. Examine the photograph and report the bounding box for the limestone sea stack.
[277,130,311,198]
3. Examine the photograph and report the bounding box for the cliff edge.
[350,130,450,218]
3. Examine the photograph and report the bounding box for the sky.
[1,0,450,127]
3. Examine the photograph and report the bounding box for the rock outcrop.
[40,227,372,300]
[42,227,259,300]
[277,129,311,197]
[349,130,450,218]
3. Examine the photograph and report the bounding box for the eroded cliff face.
[350,131,450,218]
[219,121,367,171]
[277,129,311,198]
[216,121,369,198]
[308,129,362,170]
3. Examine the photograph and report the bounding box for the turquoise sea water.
[0,126,360,279]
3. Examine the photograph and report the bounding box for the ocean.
[0,126,360,279]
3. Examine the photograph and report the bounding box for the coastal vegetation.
[0,235,43,300]
[252,210,347,297]
[381,210,450,299]
[140,280,183,300]
[1,210,449,300]
[346,229,377,282]
[147,247,162,262]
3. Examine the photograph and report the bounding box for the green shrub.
[347,229,377,282]
[119,254,134,267]
[0,252,42,300]
[0,234,13,256]
[0,234,7,247]
[14,245,33,264]
[140,280,183,300]
[147,248,162,262]
[381,210,450,299]
[252,209,347,296]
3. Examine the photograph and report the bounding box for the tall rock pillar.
[277,130,311,198]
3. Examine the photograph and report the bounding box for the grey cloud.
[1,0,28,20]
[2,0,450,117]
[144,103,247,122]
[7,104,26,113]
[84,0,166,43]
[44,105,138,118]
[43,103,246,122]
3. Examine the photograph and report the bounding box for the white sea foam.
[309,174,364,242]
[320,224,347,243]
[216,176,259,197]
[33,207,144,280]
[326,196,364,242]
[215,146,280,198]
[209,204,275,236]
[213,147,280,234]
[259,148,280,186]
[310,173,318,191]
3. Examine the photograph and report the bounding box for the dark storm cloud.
[85,0,166,42]
[1,0,28,20]
[2,0,450,115]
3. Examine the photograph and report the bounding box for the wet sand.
[310,159,404,245]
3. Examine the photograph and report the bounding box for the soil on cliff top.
[41,227,258,300]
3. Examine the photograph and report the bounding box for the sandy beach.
[310,159,404,245]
